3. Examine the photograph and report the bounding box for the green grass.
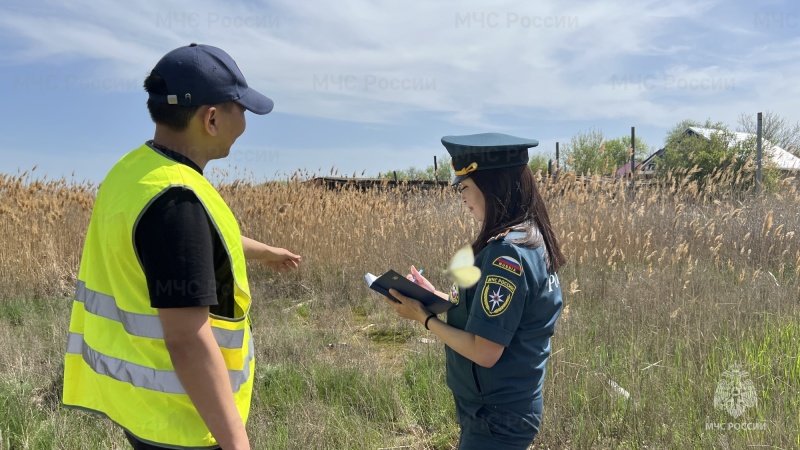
[1,262,799,449]
[365,324,417,344]
[0,296,124,450]
[534,262,800,449]
[399,348,459,449]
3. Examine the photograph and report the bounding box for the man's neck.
[152,128,209,170]
[148,141,203,175]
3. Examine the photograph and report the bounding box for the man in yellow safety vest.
[62,43,302,450]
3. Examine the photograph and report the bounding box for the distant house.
[615,161,641,178]
[617,127,800,177]
[685,127,800,172]
[615,148,665,178]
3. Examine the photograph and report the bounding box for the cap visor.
[236,88,274,115]
[451,174,467,186]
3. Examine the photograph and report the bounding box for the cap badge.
[453,162,478,176]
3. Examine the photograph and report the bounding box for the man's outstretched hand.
[242,236,302,271]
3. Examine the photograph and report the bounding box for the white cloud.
[2,0,799,140]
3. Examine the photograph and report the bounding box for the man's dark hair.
[143,71,201,131]
[468,165,566,273]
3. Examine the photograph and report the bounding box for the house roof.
[687,126,800,171]
[615,161,642,177]
[641,147,666,166]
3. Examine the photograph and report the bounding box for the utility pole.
[555,142,560,170]
[630,127,636,199]
[756,112,763,194]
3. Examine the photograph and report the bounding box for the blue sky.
[2,0,799,182]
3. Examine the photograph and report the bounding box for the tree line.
[387,111,800,189]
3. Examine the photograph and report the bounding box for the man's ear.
[200,106,219,137]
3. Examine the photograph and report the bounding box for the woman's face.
[458,177,486,222]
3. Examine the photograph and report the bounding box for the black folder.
[365,270,454,315]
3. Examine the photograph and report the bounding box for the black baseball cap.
[147,43,273,115]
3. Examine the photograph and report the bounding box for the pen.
[412,269,423,283]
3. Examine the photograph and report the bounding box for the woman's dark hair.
[143,71,201,131]
[468,165,566,273]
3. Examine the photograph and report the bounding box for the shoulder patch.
[492,255,522,276]
[449,283,460,305]
[481,275,516,317]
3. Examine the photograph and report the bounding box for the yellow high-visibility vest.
[63,144,254,448]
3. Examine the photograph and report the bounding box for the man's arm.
[241,236,302,271]
[159,307,250,450]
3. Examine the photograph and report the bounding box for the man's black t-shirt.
[133,142,235,318]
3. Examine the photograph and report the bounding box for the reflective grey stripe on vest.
[66,332,254,395]
[75,280,244,349]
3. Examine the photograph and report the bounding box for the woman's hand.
[406,265,435,292]
[385,288,432,324]
[407,265,451,301]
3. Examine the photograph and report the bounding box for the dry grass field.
[0,168,798,449]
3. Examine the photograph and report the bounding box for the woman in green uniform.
[387,132,565,449]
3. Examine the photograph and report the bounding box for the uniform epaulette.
[486,229,511,243]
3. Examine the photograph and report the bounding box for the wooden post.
[555,142,560,170]
[630,127,636,199]
[756,112,763,194]
[434,156,438,182]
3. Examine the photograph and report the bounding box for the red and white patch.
[492,256,522,276]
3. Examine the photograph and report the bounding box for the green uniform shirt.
[445,233,562,404]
